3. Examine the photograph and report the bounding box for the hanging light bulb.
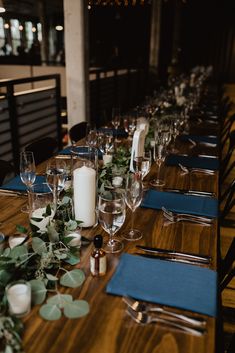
[0,0,6,13]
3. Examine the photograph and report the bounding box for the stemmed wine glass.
[98,191,126,253]
[86,123,98,148]
[111,107,121,143]
[123,173,143,241]
[150,133,168,187]
[19,151,36,213]
[46,159,67,207]
[133,151,152,188]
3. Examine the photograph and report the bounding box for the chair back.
[0,160,15,186]
[69,122,87,144]
[24,137,58,165]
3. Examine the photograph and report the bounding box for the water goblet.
[86,123,98,148]
[123,173,143,241]
[19,151,36,213]
[98,191,126,253]
[133,151,152,189]
[46,159,67,207]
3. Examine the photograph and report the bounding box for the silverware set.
[178,163,215,175]
[123,296,207,336]
[164,187,216,198]
[0,189,27,197]
[135,245,211,264]
[162,207,214,226]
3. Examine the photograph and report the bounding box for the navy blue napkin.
[59,145,103,159]
[106,253,217,317]
[166,154,219,170]
[98,128,128,138]
[0,175,46,192]
[141,189,218,218]
[180,134,218,144]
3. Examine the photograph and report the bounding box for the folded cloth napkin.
[106,253,217,317]
[0,175,46,192]
[141,189,218,218]
[98,128,128,138]
[180,134,218,144]
[58,145,103,159]
[166,154,219,170]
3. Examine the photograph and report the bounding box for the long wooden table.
[0,135,220,353]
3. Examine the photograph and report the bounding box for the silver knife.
[0,189,27,196]
[135,253,210,266]
[135,245,211,263]
[163,188,216,198]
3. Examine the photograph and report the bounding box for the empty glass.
[111,107,121,143]
[123,173,143,241]
[46,159,67,207]
[20,151,36,213]
[150,133,168,187]
[98,191,126,253]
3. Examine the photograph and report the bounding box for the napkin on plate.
[59,145,103,158]
[106,253,217,317]
[180,134,218,144]
[98,128,128,138]
[141,189,218,218]
[0,175,46,192]
[166,154,219,170]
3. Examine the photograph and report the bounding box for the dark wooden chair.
[0,160,15,186]
[69,122,87,144]
[24,136,58,165]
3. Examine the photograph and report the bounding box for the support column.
[149,0,162,74]
[64,0,89,130]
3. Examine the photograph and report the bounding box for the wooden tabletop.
[0,134,219,353]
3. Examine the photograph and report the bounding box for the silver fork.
[123,296,206,328]
[162,207,213,226]
[126,307,206,336]
[178,163,215,175]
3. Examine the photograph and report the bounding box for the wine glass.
[19,151,36,213]
[98,191,126,253]
[123,115,136,140]
[86,123,97,148]
[111,107,121,143]
[133,151,152,189]
[98,131,114,165]
[123,173,143,241]
[46,159,67,207]
[150,133,167,187]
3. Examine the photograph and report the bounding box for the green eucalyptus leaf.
[30,223,41,233]
[54,250,68,260]
[30,217,43,222]
[60,269,85,288]
[39,303,61,321]
[65,220,77,231]
[47,224,59,243]
[61,196,71,204]
[63,300,89,319]
[64,252,80,265]
[16,224,28,234]
[0,269,12,285]
[30,279,47,304]
[10,244,28,260]
[46,273,58,281]
[32,237,47,255]
[47,294,73,307]
[3,248,11,257]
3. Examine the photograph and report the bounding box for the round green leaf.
[39,303,61,321]
[60,269,85,288]
[64,252,80,265]
[32,237,47,255]
[30,279,47,304]
[10,244,28,260]
[47,294,73,307]
[64,300,89,319]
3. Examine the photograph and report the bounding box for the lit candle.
[73,166,96,227]
[112,176,123,187]
[6,281,31,317]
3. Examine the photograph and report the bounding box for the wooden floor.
[220,84,235,341]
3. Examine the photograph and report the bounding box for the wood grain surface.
[0,132,219,353]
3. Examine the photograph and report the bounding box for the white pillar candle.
[73,165,96,227]
[103,154,113,165]
[6,282,31,317]
[112,176,123,187]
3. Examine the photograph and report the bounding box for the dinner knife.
[0,189,27,196]
[135,253,210,265]
[135,245,211,263]
[163,188,216,198]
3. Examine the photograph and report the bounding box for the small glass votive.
[6,280,31,317]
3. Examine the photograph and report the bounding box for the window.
[10,19,21,55]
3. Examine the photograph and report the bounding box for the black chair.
[220,179,235,227]
[220,130,235,182]
[69,122,87,144]
[0,160,15,186]
[227,332,235,353]
[24,137,58,165]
